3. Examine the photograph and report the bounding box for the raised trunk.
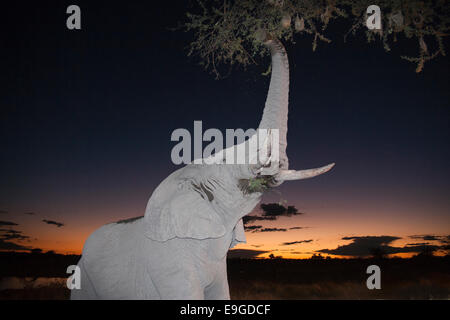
[204,37,334,183]
[258,39,290,170]
[256,38,335,182]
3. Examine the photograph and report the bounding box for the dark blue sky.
[1,1,449,255]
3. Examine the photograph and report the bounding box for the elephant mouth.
[238,176,276,194]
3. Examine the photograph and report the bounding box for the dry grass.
[0,278,448,300]
[0,253,449,300]
[0,284,70,300]
[230,278,450,300]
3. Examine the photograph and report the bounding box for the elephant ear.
[230,218,246,248]
[144,188,226,242]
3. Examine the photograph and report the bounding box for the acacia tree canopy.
[182,0,449,76]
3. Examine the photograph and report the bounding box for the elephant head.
[143,38,334,244]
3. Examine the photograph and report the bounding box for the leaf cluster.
[182,0,449,76]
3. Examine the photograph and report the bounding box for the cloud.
[0,210,8,214]
[260,203,303,218]
[289,226,305,230]
[0,228,34,247]
[340,236,401,243]
[245,226,287,233]
[410,235,440,241]
[281,239,313,246]
[242,215,276,224]
[228,249,268,259]
[42,219,64,228]
[410,234,449,243]
[1,234,30,241]
[0,221,18,227]
[0,229,30,242]
[244,225,262,232]
[258,228,287,232]
[23,212,36,215]
[0,239,31,251]
[317,235,443,257]
[243,203,304,225]
[384,244,441,255]
[406,242,429,246]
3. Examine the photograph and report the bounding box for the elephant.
[70,37,334,300]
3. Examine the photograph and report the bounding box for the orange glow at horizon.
[3,197,448,259]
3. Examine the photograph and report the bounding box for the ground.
[0,252,448,299]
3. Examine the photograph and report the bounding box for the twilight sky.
[1,1,449,258]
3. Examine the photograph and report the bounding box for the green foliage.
[182,0,449,76]
[239,176,274,193]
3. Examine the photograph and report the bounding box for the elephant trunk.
[258,39,289,170]
[206,37,335,183]
[256,37,335,182]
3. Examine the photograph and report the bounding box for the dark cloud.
[42,219,64,228]
[244,225,262,232]
[0,221,18,227]
[0,210,8,214]
[0,239,31,251]
[406,242,429,246]
[410,235,440,241]
[23,212,36,215]
[0,229,30,242]
[409,235,449,244]
[289,226,305,230]
[260,203,303,218]
[241,226,288,232]
[281,239,313,246]
[260,203,285,216]
[243,203,303,225]
[317,235,442,257]
[317,236,397,257]
[341,236,401,243]
[0,229,18,233]
[1,234,30,241]
[384,244,441,255]
[242,215,276,224]
[258,228,287,232]
[228,249,268,259]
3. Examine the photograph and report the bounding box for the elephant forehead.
[180,163,221,177]
[178,165,233,185]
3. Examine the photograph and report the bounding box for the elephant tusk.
[277,163,335,181]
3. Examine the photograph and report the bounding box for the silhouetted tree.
[183,0,449,77]
[415,245,435,258]
[370,247,387,259]
[310,253,324,260]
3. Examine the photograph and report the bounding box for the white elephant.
[71,37,334,300]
